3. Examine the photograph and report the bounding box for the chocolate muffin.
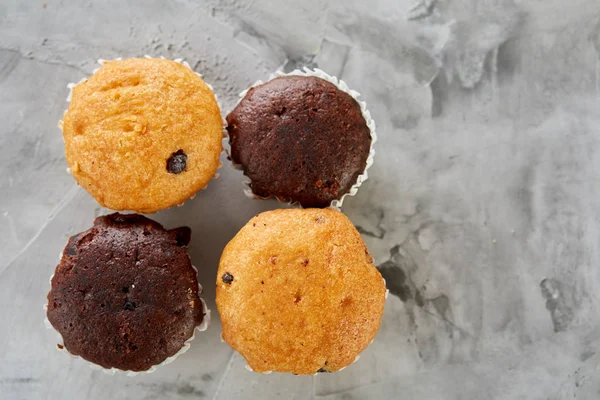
[227,72,374,208]
[46,213,207,372]
[216,208,386,374]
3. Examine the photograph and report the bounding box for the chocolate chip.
[123,301,136,311]
[167,150,187,174]
[111,214,127,223]
[172,226,192,247]
[65,232,87,256]
[222,273,234,284]
[316,368,330,373]
[65,243,77,256]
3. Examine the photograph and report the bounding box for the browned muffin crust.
[216,209,386,374]
[47,213,204,372]
[227,75,371,208]
[62,58,223,213]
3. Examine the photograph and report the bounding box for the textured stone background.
[2,0,600,399]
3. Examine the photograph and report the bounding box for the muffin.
[46,213,208,373]
[216,208,386,374]
[226,69,376,209]
[61,58,223,213]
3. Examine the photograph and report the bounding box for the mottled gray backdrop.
[1,0,600,399]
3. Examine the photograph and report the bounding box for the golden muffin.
[61,58,223,213]
[216,208,386,375]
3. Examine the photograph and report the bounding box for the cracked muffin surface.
[216,208,386,374]
[47,213,205,372]
[226,75,372,208]
[62,58,223,213]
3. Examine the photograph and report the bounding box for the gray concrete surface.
[2,0,600,399]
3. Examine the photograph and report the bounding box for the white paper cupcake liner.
[59,56,226,211]
[242,353,361,375]
[226,67,377,210]
[244,364,273,374]
[383,277,389,299]
[44,251,210,377]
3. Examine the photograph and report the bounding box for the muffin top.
[216,208,386,374]
[226,75,372,208]
[62,58,223,213]
[47,213,205,372]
